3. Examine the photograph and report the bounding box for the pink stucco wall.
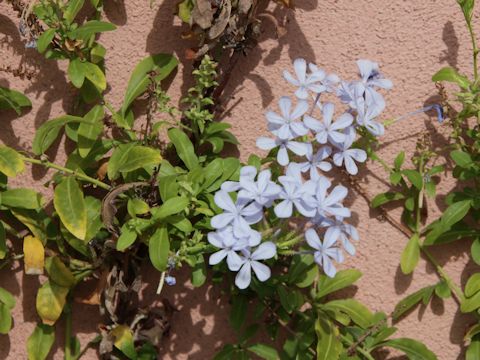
[0,1,478,359]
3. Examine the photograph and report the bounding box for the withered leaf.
[208,0,232,39]
[238,0,252,14]
[191,0,215,29]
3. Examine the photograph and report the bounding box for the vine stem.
[23,157,111,190]
[340,334,375,360]
[466,20,479,81]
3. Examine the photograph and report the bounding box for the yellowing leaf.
[54,177,87,240]
[45,257,76,288]
[36,281,69,326]
[0,146,24,177]
[24,235,45,275]
[111,325,137,359]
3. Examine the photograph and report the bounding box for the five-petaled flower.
[305,228,344,278]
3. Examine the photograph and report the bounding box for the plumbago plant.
[369,0,480,358]
[0,2,437,360]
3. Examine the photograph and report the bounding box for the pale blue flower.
[313,176,351,218]
[208,226,255,271]
[165,276,176,286]
[305,228,344,277]
[283,58,328,99]
[357,59,393,90]
[266,96,309,140]
[309,64,340,93]
[355,89,386,136]
[210,191,263,237]
[256,136,309,166]
[332,128,367,175]
[235,242,277,289]
[237,168,282,207]
[304,103,353,145]
[274,173,316,218]
[317,217,360,256]
[298,144,332,179]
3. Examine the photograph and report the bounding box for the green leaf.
[108,145,161,180]
[432,67,470,89]
[152,196,189,220]
[54,177,87,240]
[68,58,86,88]
[467,337,480,360]
[0,86,31,114]
[394,151,405,169]
[168,128,199,170]
[377,338,437,360]
[0,222,6,259]
[122,54,178,115]
[148,225,169,271]
[45,256,75,288]
[71,20,116,41]
[116,224,137,251]
[400,233,420,274]
[177,0,194,22]
[37,28,56,53]
[64,0,85,23]
[82,61,106,91]
[434,280,451,299]
[451,150,473,168]
[323,299,373,329]
[393,285,435,320]
[33,115,83,155]
[127,198,150,217]
[462,291,480,313]
[1,188,43,209]
[78,105,104,158]
[247,344,279,360]
[0,303,12,334]
[158,174,178,202]
[465,273,480,298]
[371,192,405,208]
[191,255,207,287]
[402,169,423,190]
[27,324,55,360]
[0,146,24,177]
[36,281,69,325]
[0,287,15,309]
[315,318,341,360]
[472,238,480,265]
[441,200,472,228]
[316,269,362,299]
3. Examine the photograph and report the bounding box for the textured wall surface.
[0,0,478,359]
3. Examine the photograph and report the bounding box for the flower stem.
[23,157,111,190]
[467,21,479,81]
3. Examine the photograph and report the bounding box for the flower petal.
[209,249,228,265]
[251,261,271,282]
[252,241,277,260]
[291,100,309,119]
[211,213,235,229]
[235,262,252,289]
[214,190,237,212]
[257,137,278,150]
[278,96,292,118]
[305,228,321,250]
[277,145,289,166]
[227,251,244,271]
[293,58,307,83]
[274,199,293,218]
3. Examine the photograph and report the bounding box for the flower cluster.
[208,59,391,289]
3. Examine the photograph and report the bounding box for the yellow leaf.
[45,257,76,288]
[36,281,69,326]
[111,325,137,359]
[23,235,44,275]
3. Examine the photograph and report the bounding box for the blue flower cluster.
[208,59,392,289]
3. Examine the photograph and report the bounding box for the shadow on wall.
[145,0,318,111]
[0,12,72,174]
